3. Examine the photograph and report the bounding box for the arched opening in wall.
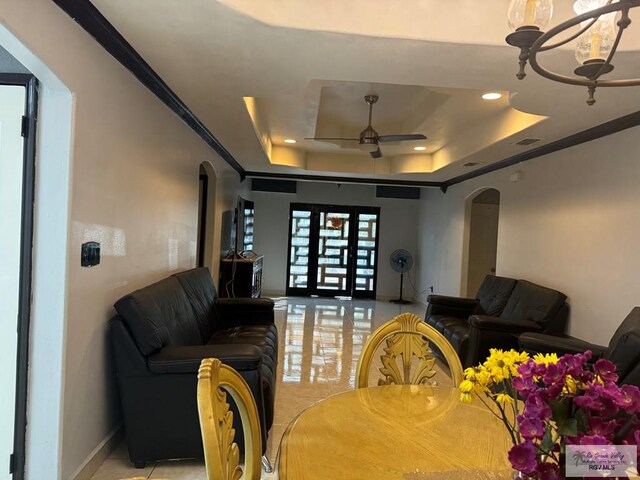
[197,162,217,272]
[461,188,500,297]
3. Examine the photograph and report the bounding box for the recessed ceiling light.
[482,92,502,100]
[284,139,297,144]
[414,146,427,151]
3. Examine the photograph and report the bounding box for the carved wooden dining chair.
[197,358,262,480]
[355,313,464,388]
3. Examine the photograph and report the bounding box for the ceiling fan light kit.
[306,94,427,158]
[506,0,640,105]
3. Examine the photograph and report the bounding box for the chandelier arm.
[529,1,640,88]
[539,16,600,52]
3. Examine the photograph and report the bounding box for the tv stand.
[219,253,263,298]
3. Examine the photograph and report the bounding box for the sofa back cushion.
[475,275,517,316]
[605,307,640,385]
[500,280,566,327]
[114,276,202,356]
[172,267,218,341]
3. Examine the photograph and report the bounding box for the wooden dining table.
[277,385,514,480]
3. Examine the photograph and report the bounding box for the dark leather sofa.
[519,307,640,387]
[426,275,569,368]
[111,267,277,467]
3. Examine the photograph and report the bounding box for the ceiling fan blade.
[370,148,382,159]
[304,137,359,141]
[378,134,427,143]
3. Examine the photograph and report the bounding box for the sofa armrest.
[147,344,263,374]
[426,295,479,318]
[215,298,275,327]
[469,315,543,334]
[518,333,607,359]
[465,316,543,368]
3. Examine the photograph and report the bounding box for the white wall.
[416,126,640,345]
[252,182,420,299]
[0,84,26,480]
[0,1,245,478]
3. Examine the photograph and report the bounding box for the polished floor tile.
[92,297,428,479]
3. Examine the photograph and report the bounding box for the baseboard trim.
[68,423,123,480]
[261,289,286,298]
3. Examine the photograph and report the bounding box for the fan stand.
[390,272,411,305]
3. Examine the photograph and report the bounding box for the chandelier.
[506,0,640,105]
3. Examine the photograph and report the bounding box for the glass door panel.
[288,209,311,290]
[354,212,379,298]
[316,211,352,295]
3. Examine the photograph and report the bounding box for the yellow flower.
[476,369,493,388]
[460,392,474,403]
[564,375,578,394]
[495,393,514,405]
[459,379,474,393]
[463,367,477,381]
[533,352,559,365]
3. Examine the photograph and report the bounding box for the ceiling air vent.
[463,162,481,167]
[513,138,542,146]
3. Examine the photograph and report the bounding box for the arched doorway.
[462,188,500,297]
[197,162,218,272]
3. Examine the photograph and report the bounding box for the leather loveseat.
[519,307,640,387]
[426,275,569,368]
[111,267,277,467]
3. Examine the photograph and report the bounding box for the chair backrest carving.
[197,358,262,480]
[356,313,464,388]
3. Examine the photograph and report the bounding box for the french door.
[286,203,380,298]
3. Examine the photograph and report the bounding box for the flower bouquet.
[459,349,640,479]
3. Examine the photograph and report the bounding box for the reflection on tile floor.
[90,297,426,480]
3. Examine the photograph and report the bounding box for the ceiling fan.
[305,95,427,158]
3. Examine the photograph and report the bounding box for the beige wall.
[0,1,244,478]
[416,126,640,345]
[252,182,420,299]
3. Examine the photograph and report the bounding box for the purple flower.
[593,358,618,383]
[517,359,536,378]
[537,462,561,480]
[543,363,566,385]
[508,441,538,475]
[524,393,552,420]
[613,385,640,413]
[513,376,536,398]
[588,418,617,437]
[574,389,603,411]
[520,418,546,440]
[578,434,610,445]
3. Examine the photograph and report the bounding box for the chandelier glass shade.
[506,0,640,105]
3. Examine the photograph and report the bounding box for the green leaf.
[541,427,554,452]
[574,408,589,433]
[550,399,570,421]
[557,418,578,437]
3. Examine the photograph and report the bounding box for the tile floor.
[91,296,427,480]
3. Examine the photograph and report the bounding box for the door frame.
[0,73,38,480]
[286,203,381,299]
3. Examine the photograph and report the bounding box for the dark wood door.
[286,203,380,299]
